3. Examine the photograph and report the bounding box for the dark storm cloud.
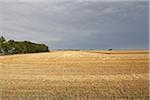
[0,0,149,49]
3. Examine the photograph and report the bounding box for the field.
[0,50,149,100]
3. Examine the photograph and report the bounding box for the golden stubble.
[0,50,149,100]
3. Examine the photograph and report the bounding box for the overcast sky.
[0,0,149,50]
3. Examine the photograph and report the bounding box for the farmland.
[0,50,149,100]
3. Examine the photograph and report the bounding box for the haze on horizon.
[0,0,149,50]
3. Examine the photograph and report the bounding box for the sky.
[0,0,149,50]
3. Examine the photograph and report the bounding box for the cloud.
[0,0,148,49]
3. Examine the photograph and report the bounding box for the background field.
[0,50,149,100]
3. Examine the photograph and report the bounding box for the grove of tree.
[0,36,49,55]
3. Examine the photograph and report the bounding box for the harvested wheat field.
[0,50,149,100]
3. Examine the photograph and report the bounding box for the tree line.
[0,36,49,55]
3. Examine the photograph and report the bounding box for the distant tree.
[0,36,6,42]
[108,49,112,51]
[0,36,6,54]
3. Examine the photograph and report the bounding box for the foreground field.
[0,50,149,100]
